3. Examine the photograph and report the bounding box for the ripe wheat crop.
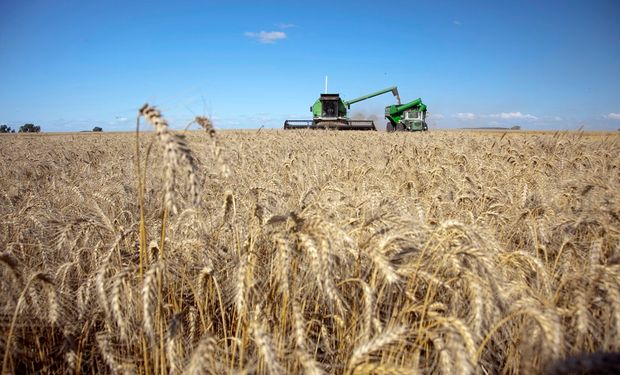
[0,111,618,374]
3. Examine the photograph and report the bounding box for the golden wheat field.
[1,110,619,374]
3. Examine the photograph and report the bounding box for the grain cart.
[284,86,401,130]
[385,98,428,132]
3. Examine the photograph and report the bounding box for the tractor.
[385,98,428,132]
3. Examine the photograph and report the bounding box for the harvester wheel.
[396,123,405,131]
[386,123,395,132]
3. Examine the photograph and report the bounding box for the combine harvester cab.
[284,86,401,131]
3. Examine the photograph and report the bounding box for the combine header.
[284,86,400,131]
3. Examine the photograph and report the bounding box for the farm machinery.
[385,98,428,132]
[283,86,401,130]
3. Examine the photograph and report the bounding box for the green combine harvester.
[385,98,428,132]
[284,86,401,130]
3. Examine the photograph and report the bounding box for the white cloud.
[454,112,476,120]
[553,116,562,121]
[429,113,444,119]
[605,113,620,120]
[115,116,128,122]
[490,112,538,121]
[244,31,287,44]
[277,23,296,29]
[453,20,462,26]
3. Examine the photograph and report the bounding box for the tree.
[92,126,103,132]
[0,124,15,133]
[19,123,41,133]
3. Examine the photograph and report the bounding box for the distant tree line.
[0,125,15,133]
[0,124,42,133]
[1,124,106,133]
[19,124,41,132]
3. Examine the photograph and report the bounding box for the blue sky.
[1,0,619,131]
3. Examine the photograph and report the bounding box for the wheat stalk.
[142,261,160,342]
[139,104,200,214]
[348,325,406,372]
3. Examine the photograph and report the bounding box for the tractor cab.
[405,109,425,121]
[403,109,428,131]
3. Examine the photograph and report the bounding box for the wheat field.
[1,110,619,374]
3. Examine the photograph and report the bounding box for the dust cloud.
[350,109,387,131]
